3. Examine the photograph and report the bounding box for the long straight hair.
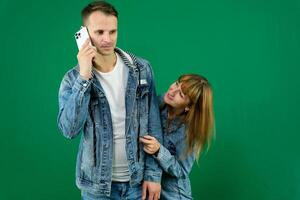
[178,74,215,159]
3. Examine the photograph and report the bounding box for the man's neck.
[93,52,117,73]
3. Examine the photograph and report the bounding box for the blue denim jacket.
[57,48,162,196]
[154,96,195,200]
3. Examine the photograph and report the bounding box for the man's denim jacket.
[154,96,195,199]
[57,48,162,196]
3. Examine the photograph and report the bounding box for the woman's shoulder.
[157,94,165,108]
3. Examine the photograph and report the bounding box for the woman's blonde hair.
[179,74,215,159]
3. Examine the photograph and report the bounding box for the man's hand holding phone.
[75,26,96,80]
[77,39,96,80]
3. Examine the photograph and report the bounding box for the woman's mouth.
[166,93,173,101]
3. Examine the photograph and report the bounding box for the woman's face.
[164,81,190,109]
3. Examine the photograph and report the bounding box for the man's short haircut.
[81,0,118,22]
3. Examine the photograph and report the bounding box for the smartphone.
[74,26,90,50]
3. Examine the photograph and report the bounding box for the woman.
[140,74,215,199]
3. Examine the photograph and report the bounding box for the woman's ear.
[185,107,190,112]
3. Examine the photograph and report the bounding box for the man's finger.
[142,183,147,200]
[148,192,154,200]
[90,45,97,50]
[80,39,91,51]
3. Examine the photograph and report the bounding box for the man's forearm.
[57,75,92,139]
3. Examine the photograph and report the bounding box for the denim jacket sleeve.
[154,145,195,178]
[143,62,163,183]
[57,69,92,139]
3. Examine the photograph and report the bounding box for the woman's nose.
[169,89,179,97]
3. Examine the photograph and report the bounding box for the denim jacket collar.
[74,47,140,94]
[160,103,185,134]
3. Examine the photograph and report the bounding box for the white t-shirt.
[94,52,130,182]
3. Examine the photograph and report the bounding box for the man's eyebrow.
[93,29,103,33]
[93,28,117,32]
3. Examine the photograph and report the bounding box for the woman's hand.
[139,135,160,155]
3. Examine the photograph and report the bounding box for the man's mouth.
[101,45,112,49]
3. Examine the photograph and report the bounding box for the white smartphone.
[74,26,90,50]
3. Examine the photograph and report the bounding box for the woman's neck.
[167,106,185,120]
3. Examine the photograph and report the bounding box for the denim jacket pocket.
[82,99,99,169]
[136,84,149,115]
[81,127,96,173]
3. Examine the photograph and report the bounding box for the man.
[57,1,162,199]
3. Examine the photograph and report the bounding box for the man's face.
[85,11,118,56]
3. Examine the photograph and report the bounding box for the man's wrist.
[80,73,92,80]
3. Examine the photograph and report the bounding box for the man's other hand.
[142,181,161,200]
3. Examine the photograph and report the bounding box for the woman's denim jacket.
[154,96,195,199]
[57,48,162,196]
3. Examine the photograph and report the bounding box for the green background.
[1,0,299,199]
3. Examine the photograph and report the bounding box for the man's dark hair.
[81,1,118,21]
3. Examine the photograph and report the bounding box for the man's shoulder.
[135,56,150,66]
[117,48,152,69]
[134,55,152,70]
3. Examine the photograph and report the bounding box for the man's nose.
[102,33,111,42]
